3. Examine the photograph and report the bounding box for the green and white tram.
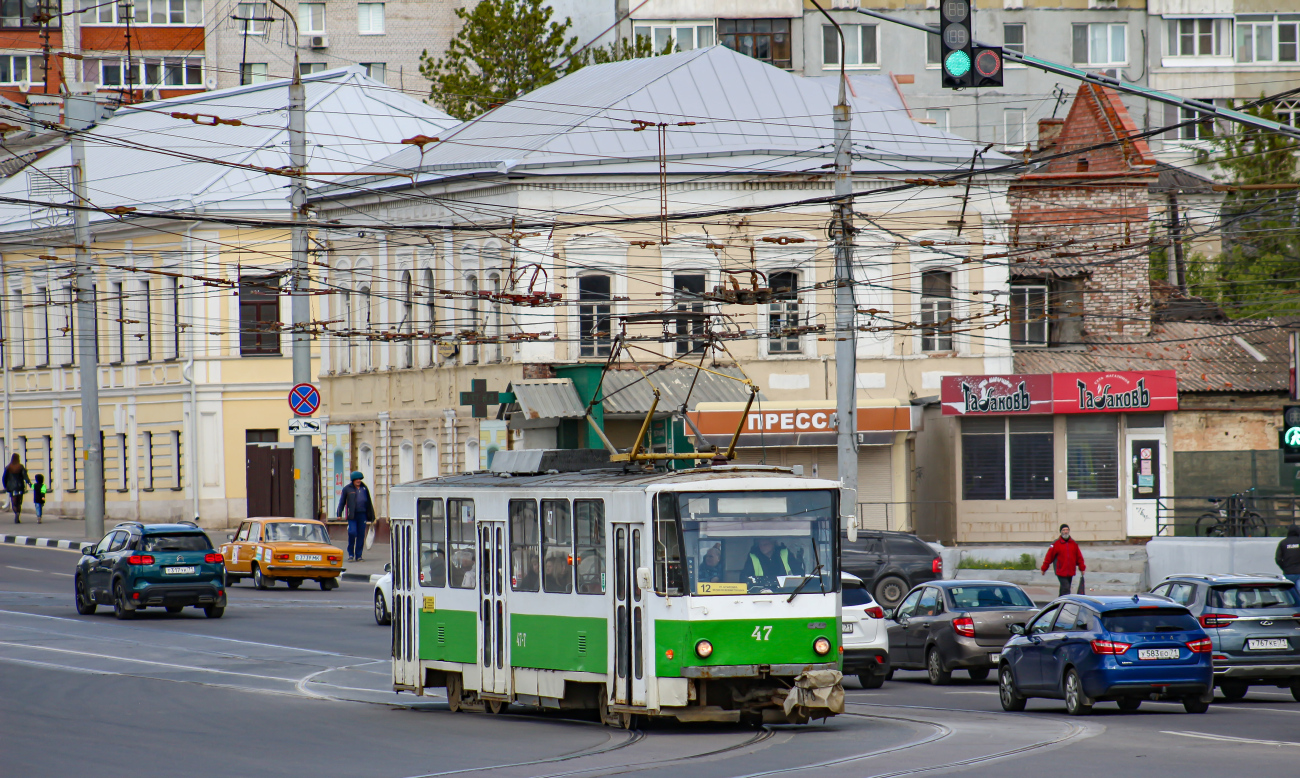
[387,451,846,725]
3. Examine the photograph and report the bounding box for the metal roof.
[322,46,1004,195]
[393,465,822,490]
[0,67,457,232]
[600,367,759,416]
[508,378,587,420]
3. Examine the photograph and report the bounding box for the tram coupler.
[783,669,845,724]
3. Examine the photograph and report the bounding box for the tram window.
[542,499,573,594]
[653,493,686,596]
[417,498,447,587]
[574,499,606,594]
[447,498,475,589]
[509,499,541,592]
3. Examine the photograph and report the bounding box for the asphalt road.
[4,542,1300,778]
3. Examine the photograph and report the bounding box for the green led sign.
[1286,427,1300,447]
[944,50,971,77]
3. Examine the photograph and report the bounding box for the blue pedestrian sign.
[289,383,321,416]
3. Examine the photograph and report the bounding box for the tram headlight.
[813,636,832,656]
[695,639,714,658]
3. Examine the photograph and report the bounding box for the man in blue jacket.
[336,471,373,562]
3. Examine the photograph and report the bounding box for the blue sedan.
[999,594,1214,714]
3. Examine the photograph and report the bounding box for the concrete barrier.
[1146,538,1285,585]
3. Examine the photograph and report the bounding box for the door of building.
[1125,433,1165,537]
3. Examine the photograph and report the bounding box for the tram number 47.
[751,625,773,641]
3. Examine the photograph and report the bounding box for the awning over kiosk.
[689,400,919,448]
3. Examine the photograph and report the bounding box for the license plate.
[294,554,321,562]
[164,566,196,575]
[1247,638,1289,651]
[988,652,1001,663]
[1138,648,1180,660]
[842,622,855,634]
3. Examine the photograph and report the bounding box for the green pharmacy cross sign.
[460,379,500,418]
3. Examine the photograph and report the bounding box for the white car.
[842,571,890,688]
[372,567,392,626]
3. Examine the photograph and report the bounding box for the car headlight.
[695,639,713,658]
[813,636,832,656]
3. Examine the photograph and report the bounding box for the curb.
[0,534,84,551]
[341,572,374,583]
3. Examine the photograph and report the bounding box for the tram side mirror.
[846,515,859,544]
[636,567,652,591]
[385,563,392,574]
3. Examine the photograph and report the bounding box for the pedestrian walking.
[31,474,46,523]
[1276,525,1300,586]
[336,471,373,563]
[1040,523,1086,598]
[3,454,31,524]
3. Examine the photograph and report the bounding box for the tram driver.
[742,538,806,584]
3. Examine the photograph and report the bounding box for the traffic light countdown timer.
[939,1,1003,89]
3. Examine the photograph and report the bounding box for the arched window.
[464,274,479,365]
[421,440,439,478]
[398,441,414,484]
[920,269,954,352]
[488,271,502,363]
[577,273,611,358]
[399,270,413,369]
[767,270,801,354]
[465,438,479,473]
[358,283,374,370]
[341,288,355,372]
[422,267,437,367]
[358,444,374,483]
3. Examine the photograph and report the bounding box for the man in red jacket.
[1041,524,1086,597]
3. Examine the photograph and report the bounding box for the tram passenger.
[544,554,570,592]
[742,538,805,582]
[422,546,447,586]
[697,544,725,583]
[453,549,475,587]
[519,555,541,590]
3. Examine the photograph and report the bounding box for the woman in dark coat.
[3,454,31,524]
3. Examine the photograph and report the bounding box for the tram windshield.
[657,490,838,596]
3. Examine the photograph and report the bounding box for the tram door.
[478,520,509,697]
[611,524,646,706]
[391,519,421,691]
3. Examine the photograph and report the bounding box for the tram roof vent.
[489,448,616,475]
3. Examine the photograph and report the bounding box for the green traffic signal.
[1286,427,1300,447]
[945,50,971,77]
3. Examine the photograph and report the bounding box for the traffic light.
[1283,406,1300,464]
[971,46,1004,88]
[940,0,974,89]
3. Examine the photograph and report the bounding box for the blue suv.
[75,522,227,619]
[998,594,1214,715]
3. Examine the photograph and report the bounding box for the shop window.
[417,497,446,587]
[1010,285,1048,346]
[767,270,801,354]
[542,500,572,593]
[574,499,605,594]
[920,269,953,352]
[447,498,475,588]
[719,18,791,69]
[509,499,540,592]
[1067,415,1119,498]
[962,417,1054,500]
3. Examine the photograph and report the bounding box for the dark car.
[886,580,1037,683]
[840,529,942,609]
[1150,574,1300,701]
[75,522,227,619]
[998,594,1214,715]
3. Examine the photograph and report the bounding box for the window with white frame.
[1004,108,1027,149]
[99,57,203,87]
[109,280,125,362]
[767,270,802,354]
[164,275,180,359]
[1166,18,1232,58]
[34,286,48,366]
[299,62,327,75]
[1003,22,1025,55]
[357,2,383,34]
[463,274,479,364]
[1177,103,1215,140]
[0,55,35,84]
[399,270,413,369]
[298,2,324,33]
[141,430,154,490]
[235,1,266,33]
[240,63,268,84]
[422,267,436,366]
[578,274,612,359]
[1009,285,1048,346]
[421,441,438,478]
[487,272,503,363]
[633,21,714,53]
[672,273,707,356]
[5,0,55,27]
[361,62,386,81]
[822,23,878,68]
[1072,23,1126,66]
[919,269,954,352]
[926,25,941,65]
[1275,99,1300,127]
[927,108,949,133]
[1237,15,1300,64]
[88,0,202,25]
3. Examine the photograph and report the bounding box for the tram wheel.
[486,699,509,715]
[598,694,622,728]
[445,673,463,713]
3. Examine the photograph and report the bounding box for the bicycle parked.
[1195,494,1267,537]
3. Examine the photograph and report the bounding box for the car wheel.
[1117,697,1142,712]
[874,576,908,610]
[885,669,894,681]
[320,578,338,591]
[859,672,885,689]
[74,575,97,615]
[999,666,1026,712]
[165,605,184,614]
[287,579,302,590]
[1219,681,1248,701]
[1291,678,1300,703]
[224,572,240,587]
[253,564,271,590]
[1183,696,1210,714]
[967,668,990,682]
[1063,669,1092,716]
[926,648,951,685]
[112,581,135,620]
[374,589,391,625]
[204,605,224,619]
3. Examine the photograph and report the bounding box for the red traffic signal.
[971,46,1004,88]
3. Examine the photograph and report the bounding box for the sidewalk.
[0,517,390,583]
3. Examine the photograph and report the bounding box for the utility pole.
[813,2,859,534]
[70,112,104,539]
[289,55,313,521]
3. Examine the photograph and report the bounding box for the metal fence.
[1156,489,1300,537]
[857,501,956,543]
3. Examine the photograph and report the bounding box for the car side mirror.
[1009,623,1026,636]
[385,562,392,573]
[226,533,234,542]
[80,545,95,556]
[883,608,895,621]
[636,567,652,591]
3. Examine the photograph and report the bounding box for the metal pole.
[71,131,104,539]
[290,56,313,520]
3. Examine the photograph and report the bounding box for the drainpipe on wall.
[2,253,10,464]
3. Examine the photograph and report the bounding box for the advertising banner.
[940,374,1053,416]
[941,371,1178,415]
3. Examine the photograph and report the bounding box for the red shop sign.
[940,374,1053,416]
[1056,370,1177,414]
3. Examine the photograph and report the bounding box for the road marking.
[1218,705,1300,715]
[945,690,997,694]
[5,566,44,573]
[1163,731,1300,748]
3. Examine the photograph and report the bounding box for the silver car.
[1151,573,1300,701]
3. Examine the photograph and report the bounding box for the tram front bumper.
[783,669,845,722]
[679,663,839,679]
